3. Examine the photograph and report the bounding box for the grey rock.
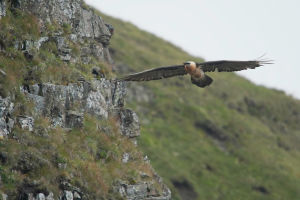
[46,192,54,200]
[76,9,111,45]
[144,155,150,162]
[119,109,140,138]
[80,43,106,64]
[55,37,65,50]
[116,182,171,200]
[6,117,15,132]
[60,53,72,62]
[54,36,72,62]
[0,119,9,137]
[18,116,34,132]
[73,192,81,200]
[0,97,14,136]
[58,162,67,169]
[77,76,85,82]
[116,183,127,197]
[90,43,105,60]
[26,93,45,114]
[105,23,114,35]
[59,181,82,196]
[0,69,6,77]
[69,34,78,42]
[13,41,20,50]
[140,172,150,179]
[145,196,171,200]
[1,193,8,200]
[27,193,35,200]
[112,81,126,108]
[36,193,46,200]
[18,0,113,63]
[0,0,6,18]
[62,191,73,200]
[80,56,91,65]
[28,84,40,95]
[125,184,148,199]
[91,66,104,78]
[65,111,83,128]
[35,37,49,50]
[22,40,35,51]
[22,80,131,135]
[122,152,130,163]
[13,40,37,60]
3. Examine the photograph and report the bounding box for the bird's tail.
[191,74,213,88]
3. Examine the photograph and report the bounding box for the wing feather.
[198,60,272,72]
[120,65,187,81]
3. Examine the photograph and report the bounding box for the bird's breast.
[189,67,204,78]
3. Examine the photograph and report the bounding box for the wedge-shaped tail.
[191,74,213,88]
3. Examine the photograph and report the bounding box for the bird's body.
[119,59,272,87]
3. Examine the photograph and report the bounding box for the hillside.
[101,12,300,200]
[0,0,300,199]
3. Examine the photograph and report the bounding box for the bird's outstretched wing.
[198,59,273,72]
[119,65,187,81]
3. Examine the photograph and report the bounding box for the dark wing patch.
[198,60,273,72]
[120,65,187,81]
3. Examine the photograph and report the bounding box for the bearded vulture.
[119,59,272,87]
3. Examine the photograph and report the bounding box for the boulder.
[0,0,6,18]
[18,116,34,132]
[119,109,140,138]
[0,97,14,137]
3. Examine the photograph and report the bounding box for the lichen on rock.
[17,0,113,64]
[0,0,6,19]
[0,96,14,137]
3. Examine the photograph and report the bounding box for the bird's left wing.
[198,60,272,72]
[119,65,187,81]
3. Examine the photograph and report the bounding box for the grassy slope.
[0,9,158,199]
[101,13,300,200]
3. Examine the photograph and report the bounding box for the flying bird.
[119,59,272,87]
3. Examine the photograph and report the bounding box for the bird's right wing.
[119,65,187,81]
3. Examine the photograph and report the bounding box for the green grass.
[1,3,300,199]
[101,12,300,200]
[0,6,159,198]
[0,115,157,198]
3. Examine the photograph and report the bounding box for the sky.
[85,0,300,99]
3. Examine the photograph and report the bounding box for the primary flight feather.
[119,59,272,88]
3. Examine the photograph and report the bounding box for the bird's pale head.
[184,61,197,73]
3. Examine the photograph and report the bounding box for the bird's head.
[184,61,197,72]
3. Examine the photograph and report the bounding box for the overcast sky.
[86,0,300,99]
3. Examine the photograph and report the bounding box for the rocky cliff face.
[0,0,6,19]
[0,0,171,199]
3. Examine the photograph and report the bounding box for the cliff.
[0,0,170,199]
